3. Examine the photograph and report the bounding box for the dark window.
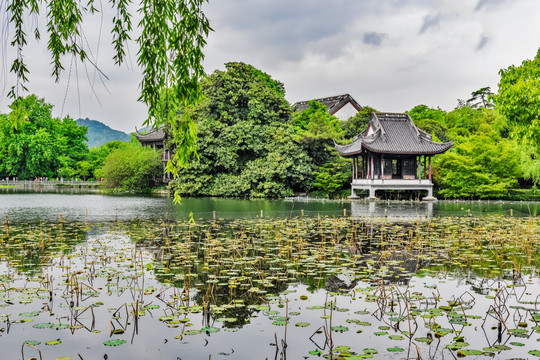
[403,158,416,176]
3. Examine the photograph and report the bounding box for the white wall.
[333,102,359,121]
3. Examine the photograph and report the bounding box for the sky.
[1,0,540,133]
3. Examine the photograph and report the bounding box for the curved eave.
[362,140,453,155]
[335,139,363,157]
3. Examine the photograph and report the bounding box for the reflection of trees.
[127,215,539,329]
[0,222,87,276]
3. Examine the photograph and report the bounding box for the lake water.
[1,190,539,359]
[1,189,539,223]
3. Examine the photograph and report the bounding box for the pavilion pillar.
[352,158,355,180]
[381,154,384,179]
[366,154,371,179]
[361,156,365,179]
[370,154,374,180]
[428,156,432,180]
[423,156,427,179]
[417,156,421,179]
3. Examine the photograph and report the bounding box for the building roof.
[135,126,166,143]
[335,112,453,156]
[292,94,362,115]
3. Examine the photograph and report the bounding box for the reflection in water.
[2,189,539,225]
[0,215,539,359]
[351,201,433,220]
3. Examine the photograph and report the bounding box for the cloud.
[419,13,443,34]
[476,35,489,50]
[363,32,388,46]
[475,0,508,11]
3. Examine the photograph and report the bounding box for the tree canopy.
[0,95,88,179]
[493,48,540,153]
[170,62,313,198]
[4,0,211,192]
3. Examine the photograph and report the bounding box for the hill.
[76,118,131,148]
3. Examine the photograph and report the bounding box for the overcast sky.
[1,0,540,133]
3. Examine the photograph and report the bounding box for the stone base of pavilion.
[349,179,437,201]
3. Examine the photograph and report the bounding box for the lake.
[1,190,539,223]
[0,191,539,359]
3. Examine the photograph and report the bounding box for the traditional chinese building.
[335,112,452,200]
[135,126,172,183]
[293,94,362,121]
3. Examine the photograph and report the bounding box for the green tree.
[86,140,129,179]
[433,109,522,198]
[0,95,88,179]
[492,48,540,152]
[466,86,494,109]
[170,62,313,198]
[312,156,351,198]
[101,143,163,191]
[406,105,449,142]
[340,106,377,140]
[291,100,344,166]
[4,1,212,196]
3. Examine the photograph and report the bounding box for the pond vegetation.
[0,214,539,359]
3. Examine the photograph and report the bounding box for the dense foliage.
[0,95,162,189]
[0,95,88,179]
[171,62,313,198]
[492,49,540,186]
[100,143,163,191]
[4,0,211,195]
[405,103,525,199]
[4,47,540,199]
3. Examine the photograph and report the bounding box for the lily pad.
[104,339,127,346]
[45,339,62,345]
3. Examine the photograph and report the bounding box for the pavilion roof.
[335,112,453,156]
[292,94,361,115]
[135,126,166,143]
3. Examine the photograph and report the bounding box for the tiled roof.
[135,126,166,143]
[335,112,453,156]
[292,94,361,115]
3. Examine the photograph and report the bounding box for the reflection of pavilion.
[350,201,433,220]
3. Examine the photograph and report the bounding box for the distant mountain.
[76,118,131,148]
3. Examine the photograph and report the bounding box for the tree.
[170,62,313,198]
[4,1,212,193]
[340,106,377,140]
[406,105,449,142]
[433,109,522,198]
[466,87,494,109]
[0,95,88,179]
[291,100,344,166]
[101,143,163,191]
[492,48,540,153]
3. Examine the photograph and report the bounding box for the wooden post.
[428,156,432,180]
[371,154,374,180]
[381,154,384,179]
[417,156,421,179]
[361,156,365,179]
[352,159,355,180]
[366,155,370,179]
[423,156,427,179]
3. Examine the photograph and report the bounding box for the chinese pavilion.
[335,112,452,200]
[135,126,172,183]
